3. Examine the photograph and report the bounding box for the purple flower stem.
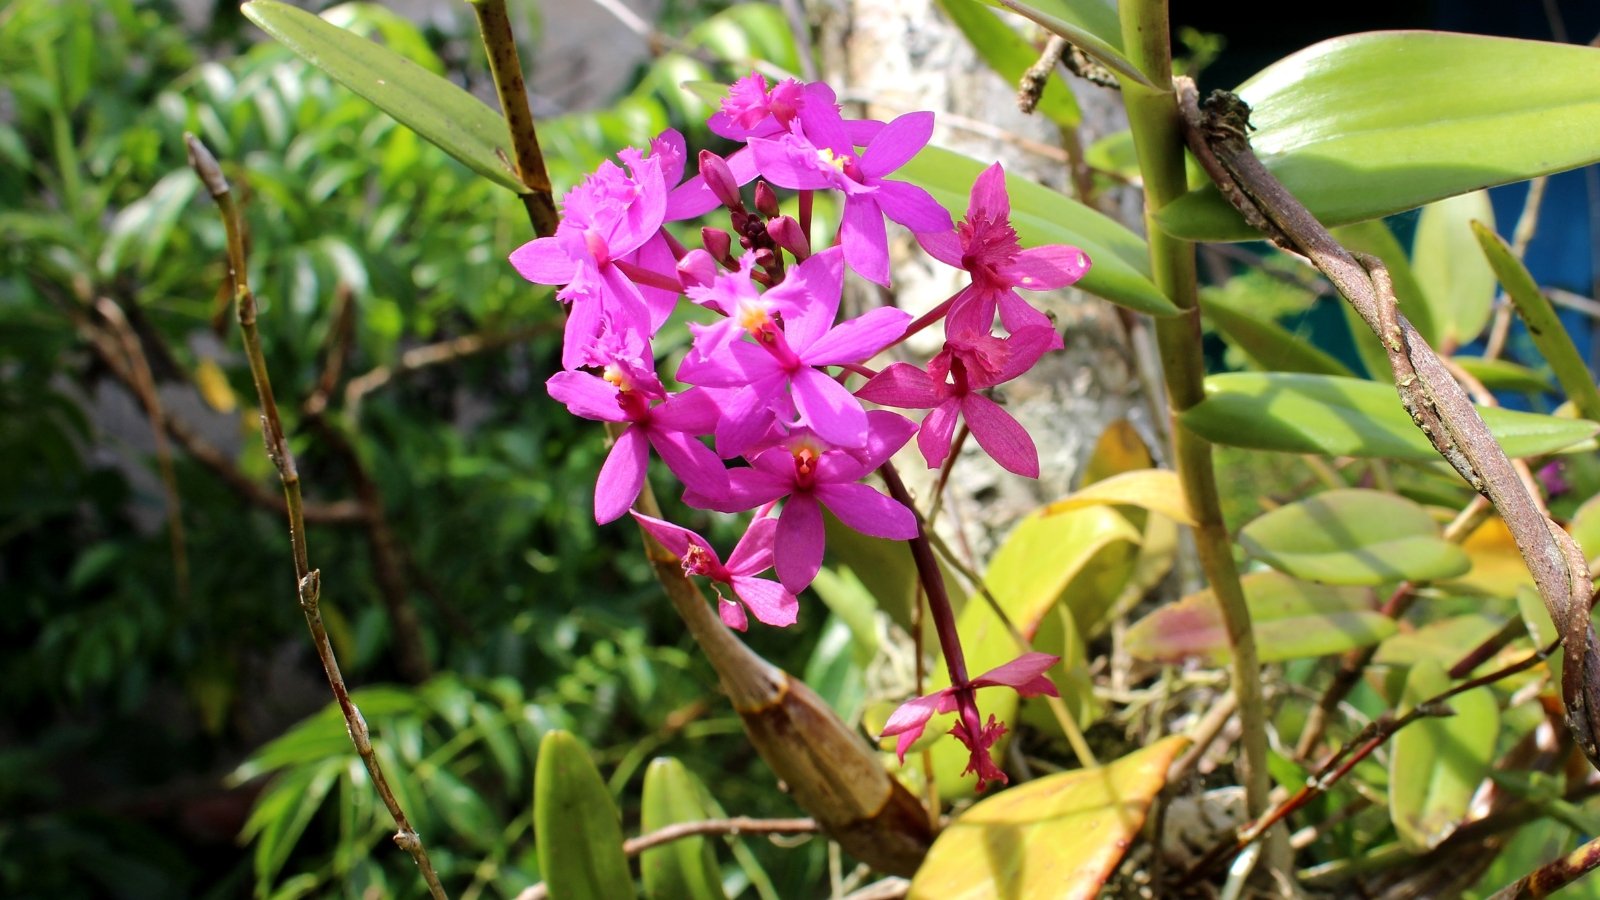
[894,294,957,347]
[799,189,813,246]
[926,424,969,524]
[879,461,970,690]
[613,258,686,293]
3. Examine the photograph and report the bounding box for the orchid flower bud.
[753,180,781,219]
[767,215,811,261]
[699,150,744,211]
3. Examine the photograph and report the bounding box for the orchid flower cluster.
[510,72,1090,789]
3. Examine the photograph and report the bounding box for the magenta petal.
[718,596,750,631]
[860,111,934,177]
[995,291,1060,340]
[816,482,918,540]
[986,325,1059,386]
[651,388,721,436]
[856,362,946,409]
[963,394,1039,478]
[627,511,702,559]
[730,575,799,628]
[714,376,786,458]
[561,291,605,370]
[546,371,626,422]
[769,247,844,350]
[649,430,729,498]
[792,367,869,449]
[775,493,825,593]
[916,400,961,470]
[804,306,911,366]
[509,237,578,285]
[915,229,964,268]
[1009,245,1091,291]
[840,196,890,287]
[969,162,1011,222]
[875,180,954,234]
[880,691,948,763]
[725,515,779,575]
[856,409,919,469]
[972,652,1061,695]
[749,136,836,191]
[595,425,650,523]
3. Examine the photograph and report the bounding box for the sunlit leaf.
[1389,658,1498,852]
[1373,613,1505,669]
[901,146,1176,316]
[1159,32,1600,241]
[934,0,1079,128]
[1453,357,1553,395]
[1042,468,1195,525]
[1239,489,1469,585]
[241,0,524,193]
[1412,191,1496,347]
[1331,219,1434,381]
[908,737,1188,900]
[1126,571,1395,664]
[1182,372,1599,461]
[1203,290,1356,377]
[1440,516,1534,599]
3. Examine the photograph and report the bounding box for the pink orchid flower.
[856,326,1057,477]
[917,162,1091,341]
[749,111,952,287]
[881,651,1060,791]
[629,512,797,630]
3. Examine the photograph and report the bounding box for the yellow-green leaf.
[1182,372,1599,462]
[1412,191,1497,347]
[907,736,1188,900]
[1389,658,1498,852]
[1043,468,1195,525]
[1126,571,1395,664]
[241,0,524,193]
[535,731,635,899]
[641,758,726,900]
[1159,32,1600,241]
[1239,489,1469,585]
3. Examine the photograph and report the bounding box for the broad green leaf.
[1412,191,1497,347]
[1202,290,1355,378]
[1441,516,1534,600]
[1452,357,1553,395]
[908,736,1188,900]
[535,730,634,900]
[983,0,1123,51]
[1373,613,1505,669]
[1331,220,1434,381]
[934,0,1079,128]
[1515,584,1562,685]
[1181,372,1600,462]
[1389,658,1498,852]
[901,146,1176,316]
[1126,571,1396,664]
[1159,32,1600,242]
[241,0,525,193]
[1571,492,1600,564]
[1239,489,1469,585]
[641,759,727,900]
[808,567,882,665]
[1042,468,1195,525]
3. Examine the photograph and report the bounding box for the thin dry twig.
[343,324,553,416]
[186,133,449,900]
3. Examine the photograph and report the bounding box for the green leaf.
[1373,613,1506,668]
[241,0,524,193]
[1389,658,1498,852]
[933,0,1079,128]
[535,730,635,899]
[1472,220,1600,421]
[908,737,1188,899]
[1126,571,1397,664]
[1042,469,1195,525]
[1202,290,1356,377]
[1452,357,1553,395]
[901,146,1176,317]
[1181,372,1599,461]
[1412,191,1497,346]
[1159,32,1600,241]
[979,0,1146,88]
[640,759,727,900]
[1238,489,1469,585]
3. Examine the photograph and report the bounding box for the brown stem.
[1489,833,1600,899]
[1017,35,1069,114]
[1177,79,1600,771]
[186,134,449,900]
[467,0,558,236]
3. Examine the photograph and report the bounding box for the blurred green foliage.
[0,0,834,896]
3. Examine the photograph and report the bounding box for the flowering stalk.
[1117,0,1282,878]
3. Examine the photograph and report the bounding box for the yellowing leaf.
[1441,516,1534,599]
[1044,469,1195,526]
[194,357,237,413]
[908,736,1188,900]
